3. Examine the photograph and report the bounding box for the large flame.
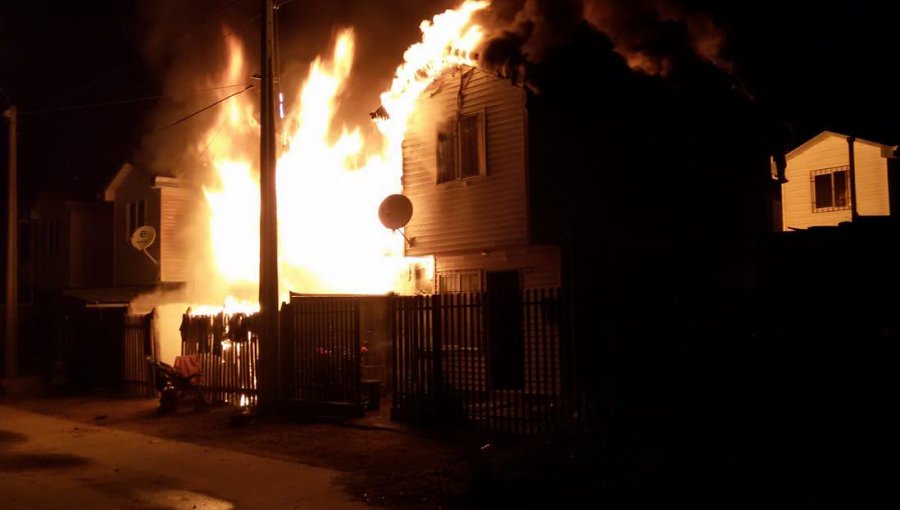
[197,1,489,310]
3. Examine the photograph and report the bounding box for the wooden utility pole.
[848,136,859,221]
[4,105,17,379]
[258,0,281,407]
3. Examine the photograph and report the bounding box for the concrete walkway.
[0,404,368,509]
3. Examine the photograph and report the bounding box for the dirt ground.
[2,392,503,510]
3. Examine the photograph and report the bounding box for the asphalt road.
[0,404,368,509]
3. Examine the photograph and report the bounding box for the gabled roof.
[786,130,898,160]
[103,162,136,201]
[104,162,187,201]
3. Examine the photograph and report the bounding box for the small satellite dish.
[378,194,413,230]
[131,225,156,250]
[131,226,159,265]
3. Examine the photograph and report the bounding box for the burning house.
[17,1,777,427]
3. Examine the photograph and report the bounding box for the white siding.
[854,142,890,216]
[782,134,890,230]
[159,186,195,283]
[403,68,528,256]
[435,245,561,290]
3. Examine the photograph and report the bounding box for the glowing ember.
[196,1,488,310]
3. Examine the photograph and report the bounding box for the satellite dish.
[378,194,413,230]
[131,225,157,250]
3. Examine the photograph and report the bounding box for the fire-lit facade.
[402,67,562,297]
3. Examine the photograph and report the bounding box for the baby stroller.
[148,357,207,413]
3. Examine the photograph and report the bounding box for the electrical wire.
[158,84,254,131]
[19,83,250,116]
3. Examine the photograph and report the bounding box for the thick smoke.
[478,0,731,78]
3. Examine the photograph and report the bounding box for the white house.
[781,131,899,230]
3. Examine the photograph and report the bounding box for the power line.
[159,84,254,131]
[19,83,250,116]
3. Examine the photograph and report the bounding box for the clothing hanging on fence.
[228,314,247,343]
[179,314,194,349]
[212,314,225,357]
[198,319,211,354]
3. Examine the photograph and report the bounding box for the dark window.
[814,174,833,208]
[436,122,457,184]
[127,199,146,236]
[811,167,851,212]
[435,112,484,183]
[833,171,848,207]
[459,115,481,178]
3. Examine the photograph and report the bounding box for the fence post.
[431,294,443,417]
[280,302,295,401]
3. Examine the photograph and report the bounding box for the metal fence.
[122,313,155,397]
[392,289,581,433]
[282,296,362,413]
[180,312,259,406]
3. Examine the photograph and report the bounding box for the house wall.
[435,245,561,290]
[782,135,890,229]
[68,202,113,288]
[854,142,891,216]
[113,171,161,286]
[32,198,69,291]
[402,68,529,257]
[159,186,196,283]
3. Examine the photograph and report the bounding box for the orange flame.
[197,1,489,310]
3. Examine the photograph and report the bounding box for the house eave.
[786,130,897,161]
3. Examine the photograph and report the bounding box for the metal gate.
[391,289,582,433]
[282,295,362,415]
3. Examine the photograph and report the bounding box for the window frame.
[435,110,486,184]
[810,166,852,213]
[436,270,484,294]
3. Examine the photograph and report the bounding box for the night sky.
[2,0,899,202]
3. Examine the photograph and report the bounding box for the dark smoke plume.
[478,0,731,78]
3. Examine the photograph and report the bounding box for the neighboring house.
[21,162,196,390]
[30,193,113,291]
[402,67,561,297]
[781,131,900,230]
[103,162,196,286]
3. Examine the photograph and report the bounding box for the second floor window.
[126,199,146,236]
[436,112,485,183]
[811,166,851,212]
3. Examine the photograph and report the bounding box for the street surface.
[0,404,368,509]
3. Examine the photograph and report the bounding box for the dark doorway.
[487,270,524,390]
